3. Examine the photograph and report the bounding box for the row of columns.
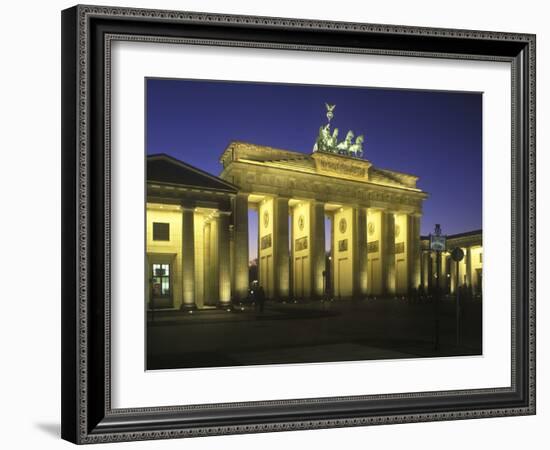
[178,197,424,307]
[180,206,231,309]
[246,195,421,301]
[421,247,475,295]
[370,211,420,296]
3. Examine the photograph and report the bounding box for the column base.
[217,302,233,311]
[180,303,197,311]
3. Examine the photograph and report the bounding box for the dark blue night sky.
[146,78,482,250]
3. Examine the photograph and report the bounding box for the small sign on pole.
[430,234,447,252]
[451,247,464,262]
[430,223,446,252]
[429,224,446,351]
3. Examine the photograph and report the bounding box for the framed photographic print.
[61,4,536,444]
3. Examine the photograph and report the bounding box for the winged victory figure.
[325,103,336,122]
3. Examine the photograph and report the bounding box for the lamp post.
[451,247,465,347]
[429,224,446,352]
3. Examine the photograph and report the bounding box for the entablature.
[220,161,427,214]
[147,182,234,212]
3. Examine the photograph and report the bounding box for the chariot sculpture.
[312,103,365,158]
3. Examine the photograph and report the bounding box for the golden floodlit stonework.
[145,144,481,310]
[219,141,427,301]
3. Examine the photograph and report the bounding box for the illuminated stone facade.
[219,141,428,301]
[146,146,482,310]
[146,154,237,310]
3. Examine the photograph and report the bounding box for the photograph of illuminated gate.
[145,78,483,370]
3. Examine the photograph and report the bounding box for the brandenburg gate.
[146,105,428,309]
[220,141,427,301]
[220,105,427,301]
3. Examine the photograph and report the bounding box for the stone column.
[204,222,211,304]
[355,207,368,297]
[458,250,465,287]
[466,247,473,295]
[310,201,325,299]
[381,211,396,296]
[218,211,231,307]
[181,207,195,309]
[274,197,290,300]
[233,193,249,301]
[289,207,294,300]
[407,214,421,292]
[257,208,261,289]
[441,254,448,293]
[229,225,234,295]
[329,213,335,298]
[450,259,457,294]
[421,250,428,291]
[209,217,219,305]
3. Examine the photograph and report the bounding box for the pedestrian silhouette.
[256,286,266,313]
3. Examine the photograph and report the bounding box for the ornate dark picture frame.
[61,4,536,444]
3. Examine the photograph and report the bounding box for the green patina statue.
[313,103,364,158]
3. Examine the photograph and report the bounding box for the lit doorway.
[149,262,173,309]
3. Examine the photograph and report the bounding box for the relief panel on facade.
[333,207,354,298]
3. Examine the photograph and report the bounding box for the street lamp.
[429,224,446,351]
[451,246,465,347]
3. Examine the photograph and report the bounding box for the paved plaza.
[147,297,482,370]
